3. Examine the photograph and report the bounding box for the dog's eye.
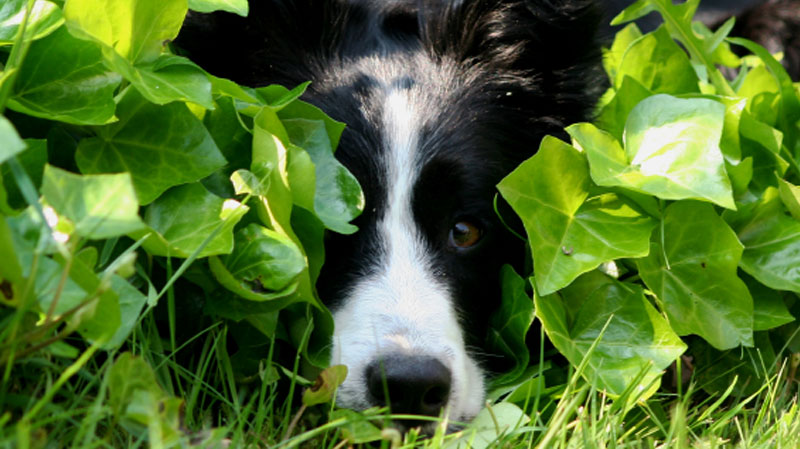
[448,221,482,249]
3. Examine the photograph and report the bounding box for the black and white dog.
[179,0,601,429]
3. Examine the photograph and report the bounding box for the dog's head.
[179,0,601,430]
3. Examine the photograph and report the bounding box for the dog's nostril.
[366,355,452,417]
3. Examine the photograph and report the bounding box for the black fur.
[177,0,602,390]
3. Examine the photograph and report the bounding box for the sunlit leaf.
[569,95,734,209]
[8,27,120,125]
[0,0,63,45]
[498,136,656,295]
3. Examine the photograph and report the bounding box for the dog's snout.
[366,355,452,418]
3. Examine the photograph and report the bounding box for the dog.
[178,0,601,430]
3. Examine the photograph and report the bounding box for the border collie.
[179,0,601,430]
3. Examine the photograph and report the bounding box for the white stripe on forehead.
[383,88,420,228]
[378,87,439,301]
[330,84,484,423]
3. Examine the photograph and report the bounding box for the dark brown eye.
[448,221,482,249]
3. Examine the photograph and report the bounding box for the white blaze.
[331,88,484,424]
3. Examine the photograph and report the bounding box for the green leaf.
[104,53,214,109]
[779,179,800,221]
[741,110,783,156]
[64,0,187,64]
[487,265,534,387]
[277,97,346,150]
[1,139,47,211]
[328,409,384,445]
[570,95,735,209]
[75,89,226,204]
[0,0,63,45]
[53,251,122,345]
[188,0,248,16]
[742,273,795,331]
[535,274,686,398]
[108,353,166,416]
[595,76,652,142]
[725,188,800,294]
[252,108,295,237]
[231,168,271,197]
[129,183,248,258]
[637,202,753,350]
[8,27,121,125]
[602,23,643,81]
[498,136,656,295]
[41,165,145,240]
[728,37,800,149]
[451,402,531,449]
[609,0,654,26]
[283,118,364,234]
[209,223,304,301]
[616,27,699,94]
[7,209,119,345]
[0,115,26,164]
[0,216,24,286]
[302,364,348,406]
[103,275,149,349]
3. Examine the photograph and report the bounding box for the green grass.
[2,310,798,448]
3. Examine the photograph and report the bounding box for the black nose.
[366,355,452,417]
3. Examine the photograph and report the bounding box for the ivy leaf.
[569,95,734,209]
[303,365,348,406]
[487,265,534,388]
[725,188,800,294]
[64,0,187,64]
[0,0,63,45]
[638,202,753,349]
[741,273,795,331]
[75,89,226,205]
[779,179,800,221]
[188,0,248,16]
[451,403,531,449]
[129,183,248,258]
[6,209,121,345]
[609,0,655,26]
[595,76,652,142]
[0,116,26,164]
[41,165,144,239]
[616,27,699,95]
[231,168,271,197]
[498,136,656,295]
[8,27,120,125]
[209,223,304,302]
[283,118,364,234]
[104,52,214,109]
[602,23,643,81]
[535,273,685,398]
[105,275,149,349]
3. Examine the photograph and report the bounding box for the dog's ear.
[175,0,370,87]
[421,0,601,73]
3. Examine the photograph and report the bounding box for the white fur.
[331,87,485,425]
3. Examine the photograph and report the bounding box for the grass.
[1,308,798,448]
